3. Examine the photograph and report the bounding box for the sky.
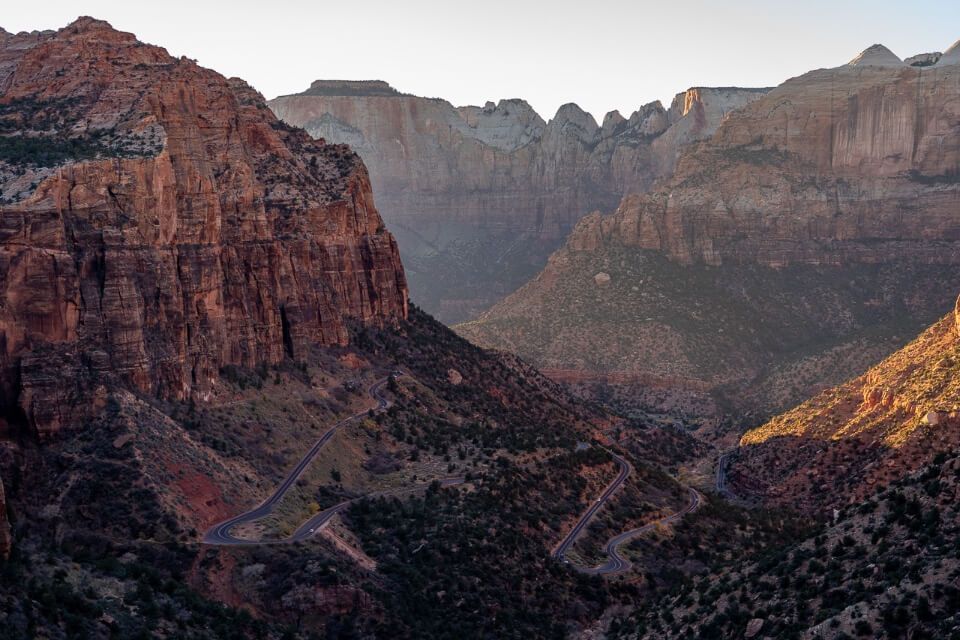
[4,1,960,120]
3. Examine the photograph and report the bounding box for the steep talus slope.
[732,296,960,511]
[0,18,407,438]
[459,46,960,419]
[270,82,767,321]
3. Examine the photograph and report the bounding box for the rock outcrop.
[270,82,767,321]
[848,44,903,67]
[0,18,408,438]
[458,43,960,418]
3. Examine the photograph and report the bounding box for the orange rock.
[0,19,408,438]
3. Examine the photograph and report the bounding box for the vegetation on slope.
[458,246,960,423]
[613,450,960,639]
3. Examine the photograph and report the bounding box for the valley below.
[0,13,959,640]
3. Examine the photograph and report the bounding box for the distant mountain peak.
[848,43,903,67]
[66,16,115,31]
[940,39,960,66]
[299,80,406,97]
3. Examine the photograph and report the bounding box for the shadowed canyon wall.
[270,82,768,321]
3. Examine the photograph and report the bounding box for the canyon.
[0,18,690,639]
[270,81,768,321]
[2,15,960,640]
[0,18,407,439]
[459,42,960,420]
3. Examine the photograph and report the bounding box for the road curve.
[552,448,632,562]
[553,446,704,576]
[576,488,702,575]
[715,449,736,499]
[203,376,394,546]
[288,476,466,543]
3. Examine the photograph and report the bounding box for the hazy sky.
[4,1,959,120]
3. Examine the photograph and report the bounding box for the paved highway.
[576,488,701,575]
[288,476,465,543]
[554,446,704,576]
[204,376,394,546]
[715,449,736,499]
[552,448,632,563]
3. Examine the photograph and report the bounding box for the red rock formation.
[0,18,407,438]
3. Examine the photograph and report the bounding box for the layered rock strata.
[270,82,767,321]
[0,18,408,437]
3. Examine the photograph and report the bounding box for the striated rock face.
[563,58,960,268]
[0,477,9,559]
[0,18,407,438]
[270,82,767,321]
[270,81,767,234]
[459,44,960,418]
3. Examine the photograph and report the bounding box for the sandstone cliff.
[0,19,408,438]
[270,82,767,321]
[559,55,960,267]
[458,44,960,419]
[733,294,960,511]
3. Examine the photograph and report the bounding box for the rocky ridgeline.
[561,44,960,267]
[270,81,768,321]
[459,42,960,418]
[270,80,767,236]
[736,293,960,511]
[0,18,408,438]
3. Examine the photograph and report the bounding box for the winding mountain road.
[715,449,739,499]
[576,488,701,575]
[204,373,719,571]
[553,449,632,562]
[554,447,704,576]
[204,376,394,546]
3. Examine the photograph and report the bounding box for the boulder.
[745,618,764,638]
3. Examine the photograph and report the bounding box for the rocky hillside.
[0,18,408,439]
[614,448,960,639]
[270,82,767,321]
[459,43,960,421]
[730,296,960,511]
